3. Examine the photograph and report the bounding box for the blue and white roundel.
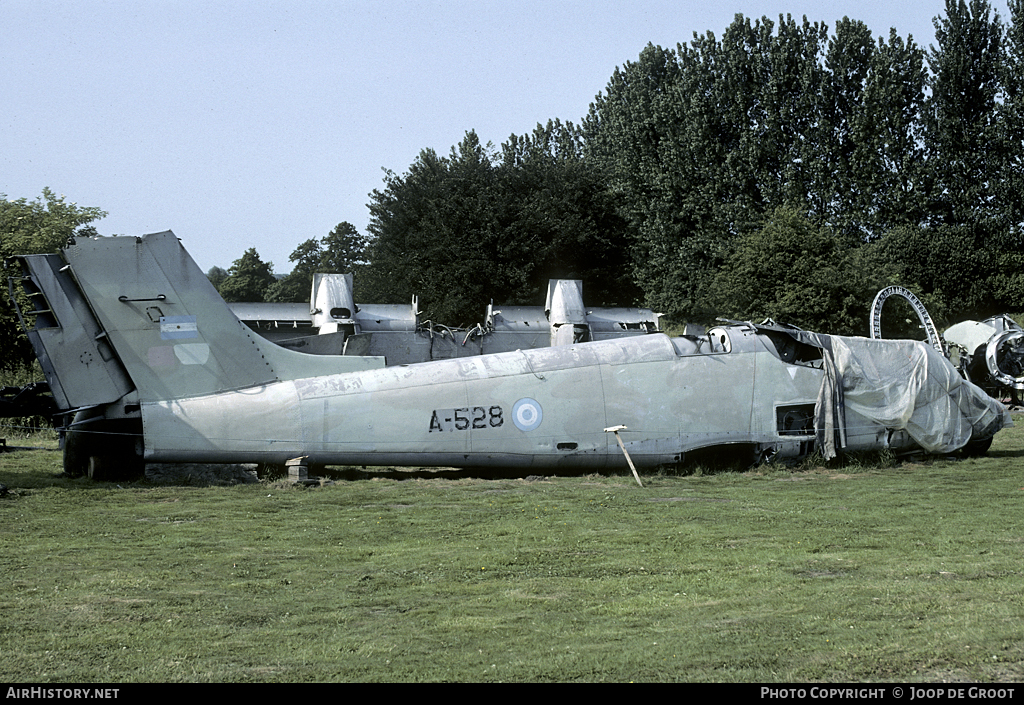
[512,398,543,432]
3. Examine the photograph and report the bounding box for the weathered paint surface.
[137,330,826,467]
[13,231,1012,475]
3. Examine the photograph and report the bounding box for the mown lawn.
[1,423,1023,682]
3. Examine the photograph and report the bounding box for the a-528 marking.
[429,405,504,433]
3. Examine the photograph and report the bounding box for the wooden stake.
[605,425,643,488]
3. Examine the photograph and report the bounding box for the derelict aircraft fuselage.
[11,231,1010,478]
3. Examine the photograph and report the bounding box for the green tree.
[363,125,637,323]
[870,222,1006,322]
[265,240,319,303]
[1,189,107,368]
[998,0,1024,234]
[362,132,500,323]
[358,8,1020,329]
[924,0,1005,226]
[585,40,722,320]
[321,222,369,273]
[711,207,890,335]
[266,222,370,303]
[855,28,930,235]
[496,119,637,306]
[206,266,228,290]
[815,19,930,237]
[217,248,276,303]
[992,0,1024,308]
[749,16,830,212]
[583,15,926,321]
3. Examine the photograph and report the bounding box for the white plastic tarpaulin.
[811,336,1012,459]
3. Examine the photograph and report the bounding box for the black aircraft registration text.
[429,406,504,433]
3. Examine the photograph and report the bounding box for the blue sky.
[2,0,1010,274]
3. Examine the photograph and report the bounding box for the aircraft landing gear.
[63,411,144,481]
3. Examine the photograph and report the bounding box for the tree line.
[3,0,1022,370]
[356,0,1024,333]
[206,119,637,328]
[582,0,1023,333]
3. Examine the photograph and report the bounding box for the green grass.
[2,425,1024,682]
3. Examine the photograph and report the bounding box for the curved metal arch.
[869,286,944,354]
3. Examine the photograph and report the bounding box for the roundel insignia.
[512,398,543,432]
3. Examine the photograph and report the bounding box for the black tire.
[63,413,144,481]
[961,436,993,457]
[62,426,90,478]
[63,409,102,477]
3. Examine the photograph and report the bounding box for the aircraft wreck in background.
[944,315,1024,405]
[8,232,1010,480]
[228,274,661,364]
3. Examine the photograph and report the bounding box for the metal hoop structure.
[869,286,944,354]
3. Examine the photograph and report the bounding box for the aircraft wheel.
[62,425,90,478]
[87,456,106,481]
[101,420,145,481]
[961,437,993,457]
[64,416,144,481]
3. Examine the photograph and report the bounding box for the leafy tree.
[321,222,370,273]
[363,127,634,323]
[870,221,1007,322]
[711,207,893,335]
[496,119,637,306]
[816,20,931,238]
[358,8,1022,329]
[998,0,1024,232]
[1,189,107,369]
[217,248,276,303]
[265,241,319,303]
[362,132,500,323]
[584,42,704,320]
[923,0,1005,226]
[266,222,370,303]
[206,266,228,290]
[991,0,1024,309]
[855,29,930,235]
[748,16,830,212]
[583,15,927,321]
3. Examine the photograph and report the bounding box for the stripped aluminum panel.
[11,231,1011,479]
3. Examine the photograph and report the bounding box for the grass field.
[1,422,1023,682]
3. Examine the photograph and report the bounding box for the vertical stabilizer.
[311,272,356,334]
[545,279,588,345]
[60,232,383,402]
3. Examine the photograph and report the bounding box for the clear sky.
[2,0,1011,274]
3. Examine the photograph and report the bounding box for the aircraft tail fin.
[16,231,384,406]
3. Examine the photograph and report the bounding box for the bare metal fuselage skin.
[142,328,823,468]
[13,232,1008,472]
